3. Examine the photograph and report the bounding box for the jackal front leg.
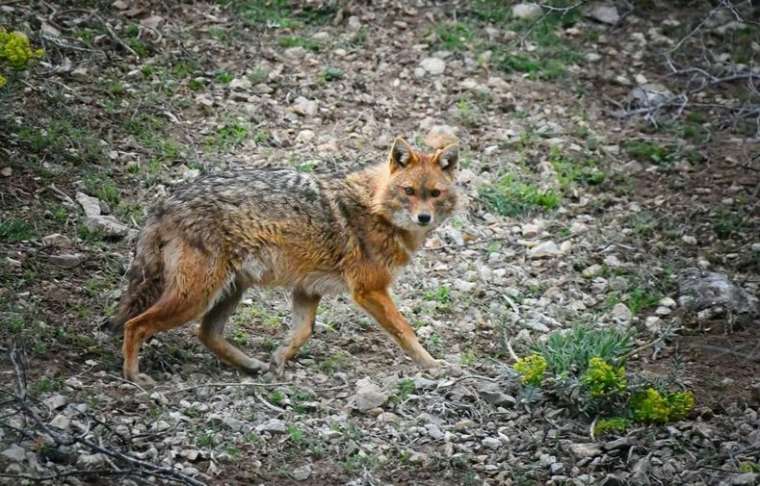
[352,288,440,369]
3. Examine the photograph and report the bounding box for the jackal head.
[375,137,459,232]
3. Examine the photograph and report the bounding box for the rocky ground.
[1,0,759,484]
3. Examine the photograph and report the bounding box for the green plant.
[269,390,285,405]
[479,175,560,216]
[196,431,215,447]
[207,121,249,151]
[0,28,44,88]
[278,35,320,52]
[423,286,451,305]
[433,22,474,51]
[83,174,121,206]
[468,0,511,23]
[630,388,694,423]
[549,148,606,191]
[514,353,547,386]
[0,219,35,241]
[626,287,660,315]
[582,357,627,397]
[215,70,234,83]
[322,66,344,82]
[623,140,676,165]
[225,0,336,28]
[287,424,305,444]
[537,326,633,379]
[593,417,630,436]
[392,378,416,404]
[712,210,746,239]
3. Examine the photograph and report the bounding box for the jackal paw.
[426,360,464,378]
[127,373,156,388]
[271,348,291,376]
[241,357,270,376]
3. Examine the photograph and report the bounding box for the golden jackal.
[109,137,459,385]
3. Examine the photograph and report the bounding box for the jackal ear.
[389,137,414,171]
[436,143,459,172]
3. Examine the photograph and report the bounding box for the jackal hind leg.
[199,284,269,375]
[272,290,321,375]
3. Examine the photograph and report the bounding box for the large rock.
[678,268,757,316]
[585,3,620,24]
[528,241,562,259]
[630,83,674,108]
[348,378,388,412]
[1,444,26,462]
[419,57,446,76]
[76,192,129,238]
[512,3,543,20]
[255,418,287,433]
[291,97,318,116]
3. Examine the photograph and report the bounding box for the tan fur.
[112,138,459,385]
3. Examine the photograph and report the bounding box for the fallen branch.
[6,343,207,486]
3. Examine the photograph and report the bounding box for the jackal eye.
[404,187,415,196]
[430,189,441,198]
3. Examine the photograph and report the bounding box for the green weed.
[278,35,321,52]
[593,417,630,436]
[321,66,344,82]
[479,175,560,216]
[0,219,35,241]
[514,353,547,385]
[624,140,677,165]
[549,148,606,191]
[536,326,633,379]
[433,22,474,51]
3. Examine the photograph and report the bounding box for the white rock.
[426,424,445,441]
[655,306,672,316]
[419,57,446,76]
[482,437,501,450]
[44,394,68,411]
[140,15,164,30]
[50,414,71,431]
[659,297,677,308]
[78,452,107,466]
[48,253,85,268]
[256,418,287,433]
[1,166,12,177]
[291,464,312,480]
[76,192,128,238]
[229,77,252,90]
[349,378,388,412]
[424,125,458,149]
[585,52,602,63]
[284,47,306,59]
[528,241,562,259]
[604,255,623,268]
[521,223,542,238]
[569,442,602,458]
[611,303,632,324]
[42,233,72,248]
[585,4,620,24]
[76,192,101,218]
[682,235,697,245]
[645,316,662,334]
[512,3,543,20]
[296,129,316,143]
[1,444,26,462]
[292,97,318,116]
[582,264,603,278]
[347,15,362,31]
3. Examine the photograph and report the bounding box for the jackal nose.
[417,213,431,225]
